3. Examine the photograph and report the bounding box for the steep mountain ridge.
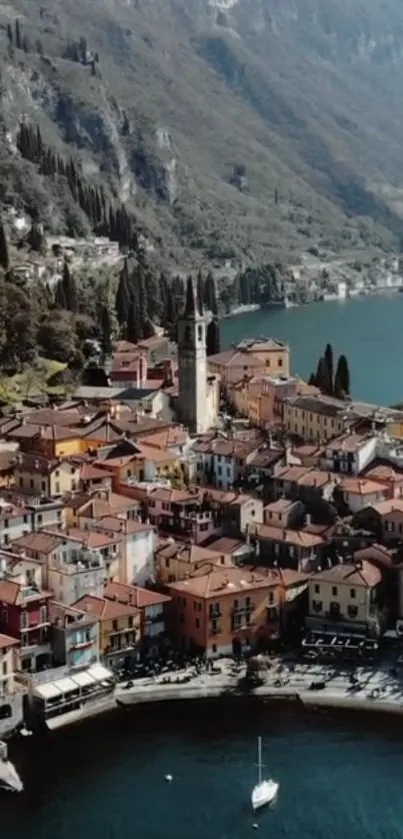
[2,0,403,268]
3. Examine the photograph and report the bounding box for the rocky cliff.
[2,0,403,269]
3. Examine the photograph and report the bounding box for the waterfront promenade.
[113,657,403,717]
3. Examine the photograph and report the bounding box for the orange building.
[167,565,286,657]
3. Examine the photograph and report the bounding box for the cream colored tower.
[178,276,208,434]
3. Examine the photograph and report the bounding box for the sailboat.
[251,736,279,811]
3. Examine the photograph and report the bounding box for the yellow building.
[0,634,20,697]
[284,395,349,443]
[208,338,289,385]
[15,453,79,497]
[307,560,382,634]
[71,594,141,662]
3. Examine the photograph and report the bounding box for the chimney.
[305,513,312,528]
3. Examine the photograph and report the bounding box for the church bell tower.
[177,276,208,434]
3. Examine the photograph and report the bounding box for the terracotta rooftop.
[49,600,98,627]
[167,564,284,599]
[0,579,52,605]
[72,593,140,620]
[326,433,375,454]
[369,499,403,516]
[104,581,170,609]
[353,544,396,570]
[80,463,115,481]
[0,633,19,650]
[94,515,153,536]
[10,531,65,555]
[264,499,299,513]
[60,528,123,549]
[15,453,61,475]
[312,560,381,588]
[340,477,388,496]
[24,408,84,427]
[254,524,324,548]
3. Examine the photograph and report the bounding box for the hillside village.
[2,276,403,733]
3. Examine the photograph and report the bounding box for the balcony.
[231,604,254,616]
[209,610,223,620]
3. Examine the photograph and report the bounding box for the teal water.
[220,295,403,406]
[3,702,403,839]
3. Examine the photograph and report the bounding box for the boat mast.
[258,737,262,785]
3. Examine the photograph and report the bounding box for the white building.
[93,516,156,587]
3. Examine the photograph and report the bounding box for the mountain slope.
[2,0,403,268]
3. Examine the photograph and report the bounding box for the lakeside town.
[2,275,403,759]
[6,211,403,310]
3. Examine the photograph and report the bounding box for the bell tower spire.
[177,276,208,434]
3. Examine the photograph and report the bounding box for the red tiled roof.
[72,593,140,620]
[104,581,170,609]
[0,633,19,650]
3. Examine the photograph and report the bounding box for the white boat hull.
[251,779,279,811]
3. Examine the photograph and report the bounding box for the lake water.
[3,701,403,839]
[221,295,403,406]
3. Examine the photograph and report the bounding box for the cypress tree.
[204,270,218,315]
[0,220,9,272]
[206,318,220,357]
[115,260,132,327]
[334,355,350,398]
[7,23,13,45]
[324,343,334,395]
[15,19,21,50]
[55,278,67,310]
[62,259,78,312]
[100,305,112,356]
[196,270,204,313]
[314,357,328,394]
[125,294,141,343]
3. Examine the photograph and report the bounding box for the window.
[40,605,47,624]
[350,588,356,599]
[21,633,28,647]
[2,661,7,676]
[332,586,338,596]
[198,325,203,342]
[20,612,29,629]
[55,482,60,494]
[312,600,322,612]
[23,515,28,524]
[165,558,170,569]
[278,358,283,367]
[347,604,358,618]
[212,644,217,654]
[195,618,200,629]
[30,479,34,489]
[112,620,118,631]
[38,514,43,525]
[314,584,320,594]
[128,617,134,628]
[268,591,274,604]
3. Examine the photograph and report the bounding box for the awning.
[54,677,80,693]
[34,682,62,700]
[72,671,96,688]
[87,663,114,682]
